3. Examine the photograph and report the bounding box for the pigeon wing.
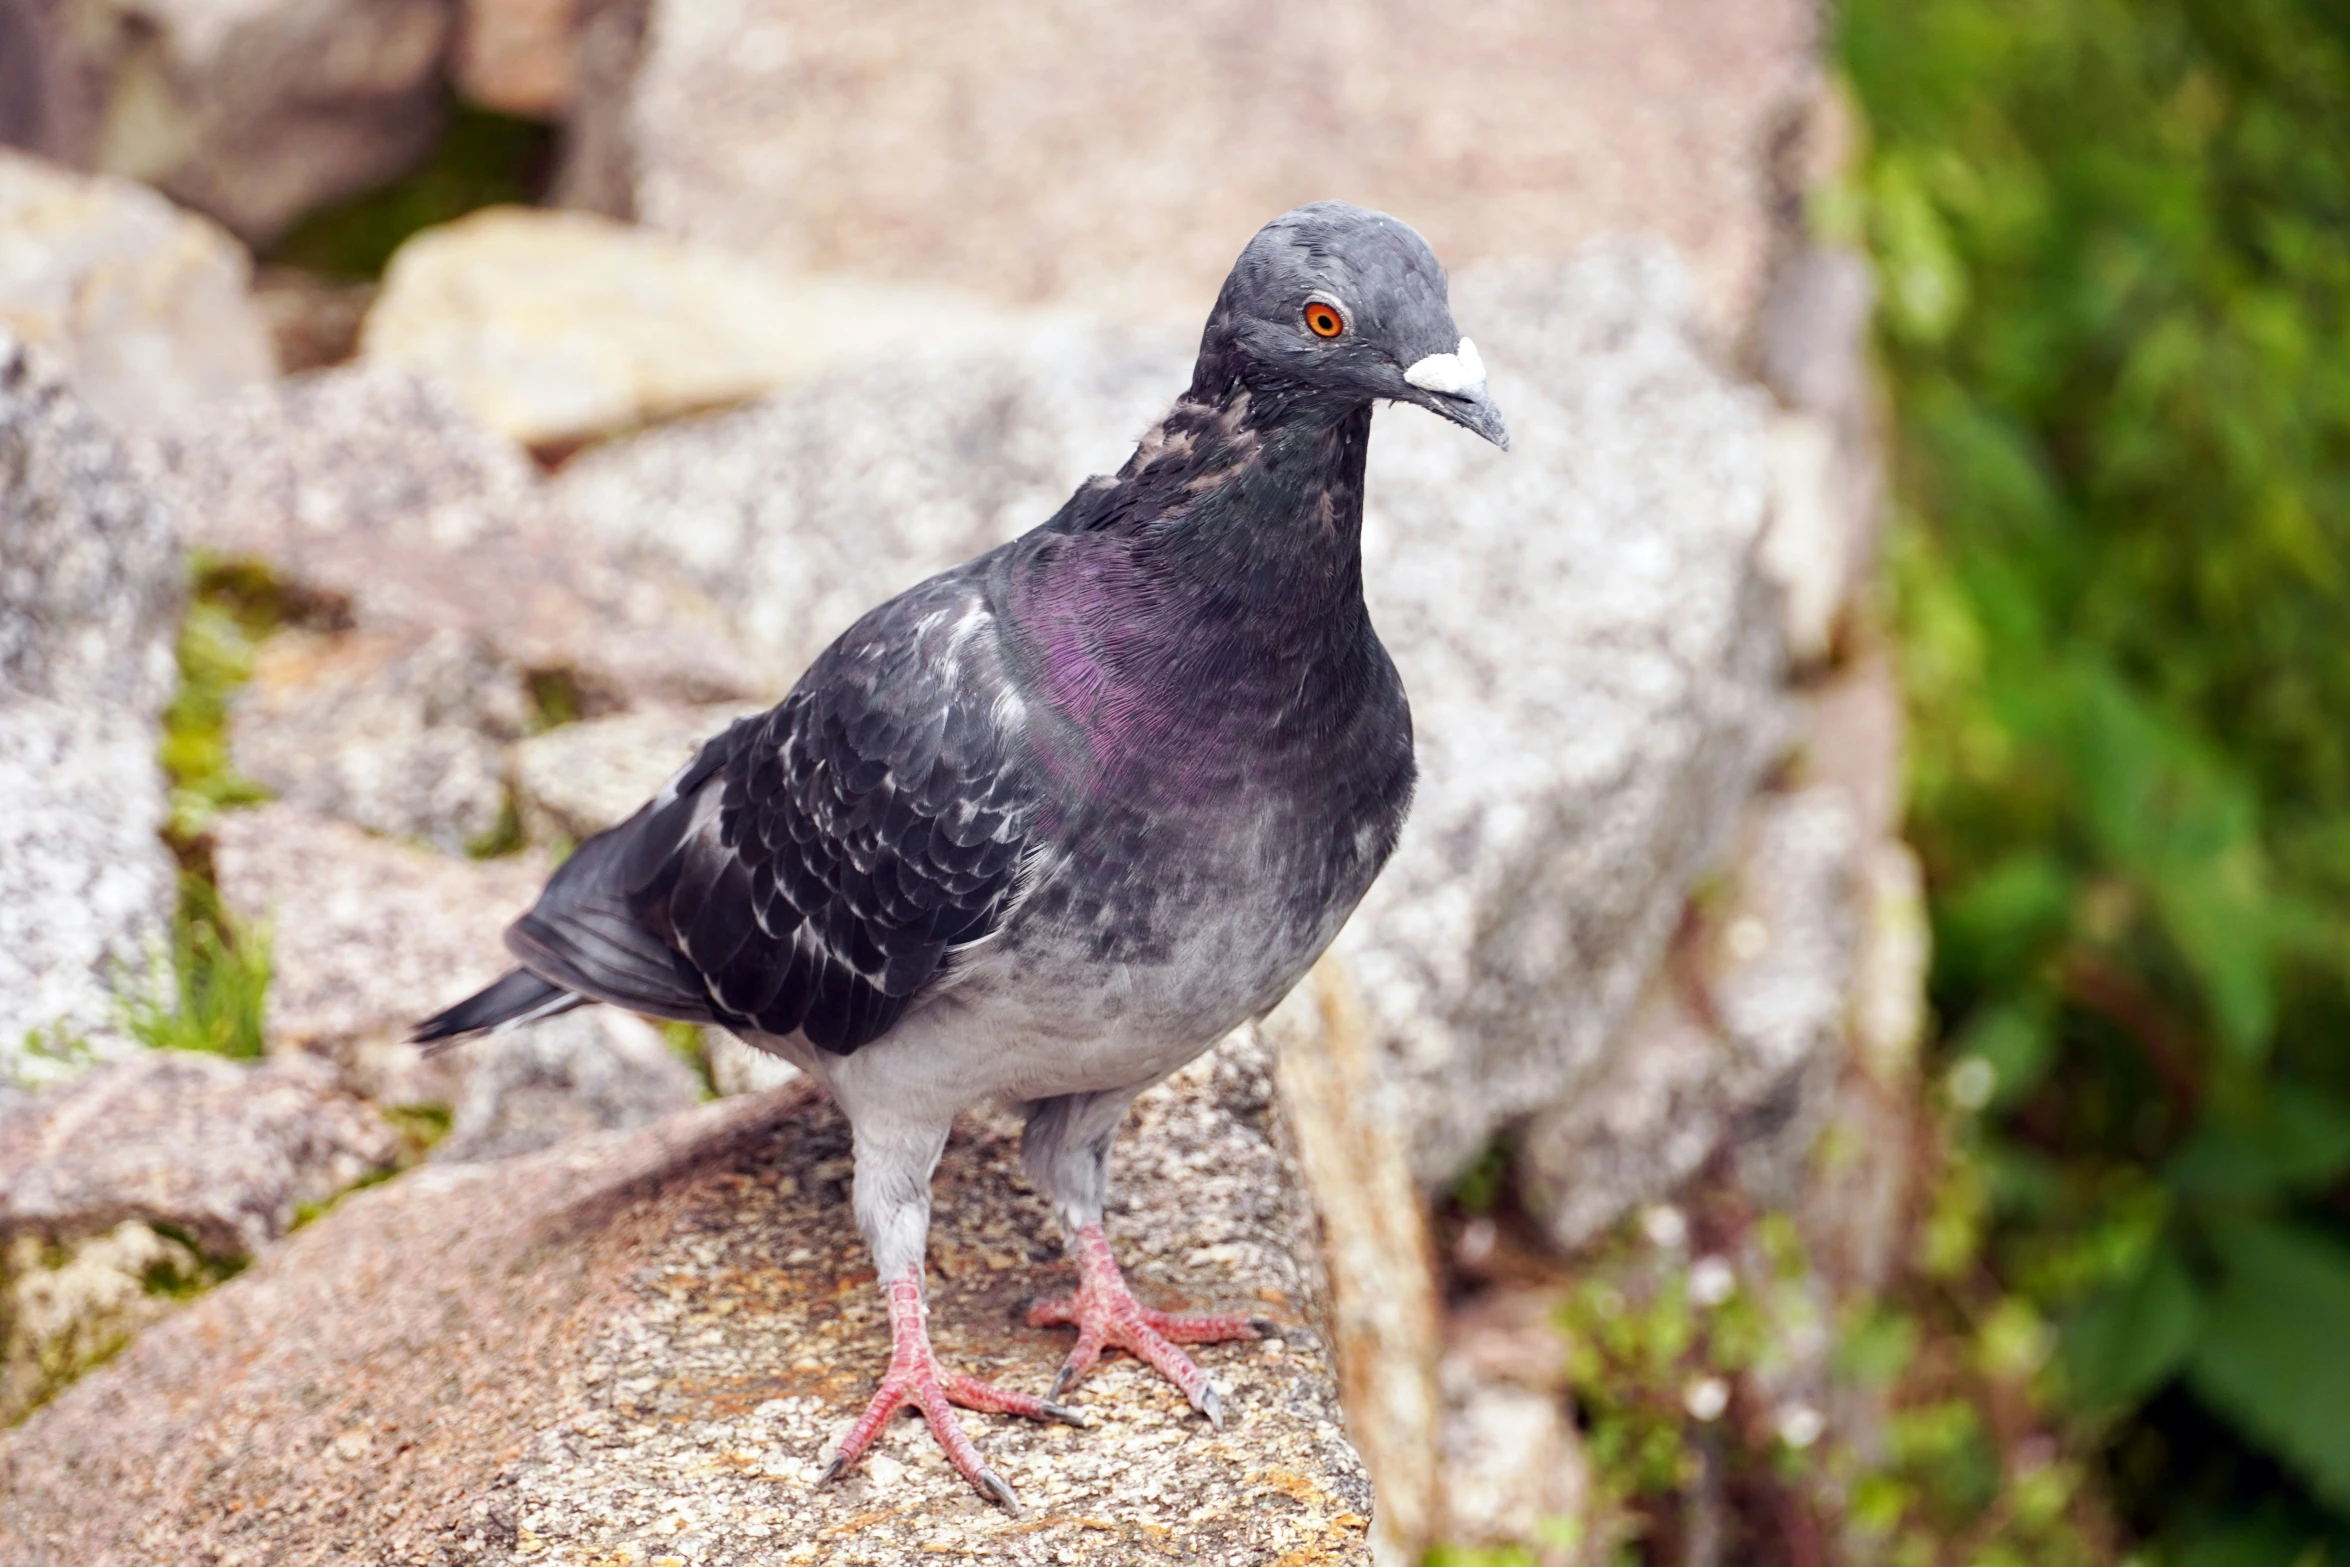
[506,566,1041,1055]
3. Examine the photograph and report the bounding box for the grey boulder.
[0,334,182,1069]
[0,1049,401,1260]
[432,1007,702,1163]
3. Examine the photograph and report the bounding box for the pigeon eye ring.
[1304,301,1345,338]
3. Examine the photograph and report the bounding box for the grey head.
[1190,200,1509,450]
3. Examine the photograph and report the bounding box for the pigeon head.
[1193,201,1508,450]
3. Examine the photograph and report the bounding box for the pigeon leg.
[819,1265,1086,1511]
[1026,1223,1274,1427]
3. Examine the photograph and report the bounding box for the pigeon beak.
[1402,338,1509,450]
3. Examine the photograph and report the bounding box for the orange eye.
[1304,302,1345,339]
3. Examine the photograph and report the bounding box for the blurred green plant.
[136,555,286,1060]
[269,100,557,279]
[1841,0,2350,1556]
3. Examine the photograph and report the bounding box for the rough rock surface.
[363,206,1017,446]
[231,628,529,852]
[0,706,177,1072]
[210,803,548,1104]
[433,1006,702,1162]
[0,151,274,434]
[510,700,760,842]
[0,1049,400,1259]
[14,0,451,246]
[1517,784,1863,1251]
[147,364,760,710]
[0,334,182,714]
[0,335,181,1069]
[550,324,1183,678]
[559,0,1816,335]
[557,245,1785,1183]
[0,1042,1372,1564]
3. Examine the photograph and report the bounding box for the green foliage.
[269,101,557,279]
[1842,0,2350,1553]
[116,875,271,1060]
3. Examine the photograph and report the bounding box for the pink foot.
[818,1267,1085,1511]
[1025,1224,1274,1427]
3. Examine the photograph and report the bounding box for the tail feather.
[410,967,586,1051]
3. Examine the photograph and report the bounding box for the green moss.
[268,101,558,280]
[660,1020,718,1100]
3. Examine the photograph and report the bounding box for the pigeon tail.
[410,967,586,1051]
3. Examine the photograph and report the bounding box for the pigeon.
[414,200,1507,1510]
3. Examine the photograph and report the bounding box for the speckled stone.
[210,802,550,1104]
[0,333,181,1066]
[145,364,761,711]
[0,1037,1370,1565]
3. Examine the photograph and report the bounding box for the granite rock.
[550,323,1182,677]
[0,1049,400,1260]
[1266,967,1442,1563]
[210,803,549,1105]
[0,336,181,1070]
[510,700,760,842]
[147,363,760,708]
[0,1041,1372,1564]
[433,1006,702,1162]
[0,331,183,715]
[231,628,529,852]
[559,0,1817,336]
[1517,785,1863,1251]
[16,0,451,246]
[363,206,1015,446]
[554,244,1786,1184]
[0,151,274,434]
[0,705,176,1075]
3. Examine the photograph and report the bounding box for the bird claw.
[1030,1223,1267,1424]
[978,1468,1023,1514]
[1197,1380,1226,1431]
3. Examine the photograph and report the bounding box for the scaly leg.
[1026,1223,1272,1426]
[818,1265,1086,1510]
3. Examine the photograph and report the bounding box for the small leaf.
[2187,1220,2350,1512]
[2062,1237,2201,1409]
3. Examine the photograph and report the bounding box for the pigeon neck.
[1128,387,1373,622]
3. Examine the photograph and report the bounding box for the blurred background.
[2,0,2347,1564]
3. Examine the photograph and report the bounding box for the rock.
[11,0,451,247]
[231,628,529,852]
[553,244,1786,1184]
[455,0,582,115]
[0,335,181,1072]
[147,363,761,708]
[1343,251,1785,1180]
[0,151,274,434]
[1436,1379,1587,1561]
[550,323,1181,677]
[0,1040,1374,1564]
[558,0,1817,336]
[0,1049,400,1260]
[1266,966,1443,1564]
[210,803,549,1104]
[362,206,1012,446]
[433,1006,701,1162]
[0,705,176,1076]
[0,333,182,715]
[510,700,759,842]
[1517,785,1862,1251]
